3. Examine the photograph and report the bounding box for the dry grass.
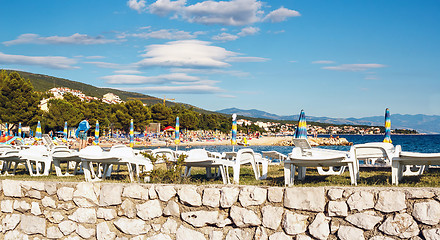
[2,163,440,187]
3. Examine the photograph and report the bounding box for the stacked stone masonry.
[1,179,440,239]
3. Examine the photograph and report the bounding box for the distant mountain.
[2,69,214,114]
[217,108,440,134]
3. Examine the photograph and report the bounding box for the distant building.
[102,93,123,104]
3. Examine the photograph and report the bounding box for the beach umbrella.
[231,114,237,150]
[383,108,392,143]
[35,121,42,139]
[129,119,134,148]
[64,122,68,140]
[94,120,99,145]
[175,116,180,145]
[294,110,308,139]
[5,123,8,136]
[18,122,22,138]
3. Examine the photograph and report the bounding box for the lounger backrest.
[109,146,135,158]
[236,149,255,165]
[186,149,209,162]
[353,142,394,160]
[152,149,176,161]
[80,146,103,156]
[292,138,312,150]
[52,148,73,158]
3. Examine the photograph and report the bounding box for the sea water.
[151,135,440,156]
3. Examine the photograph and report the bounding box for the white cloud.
[122,85,222,94]
[263,6,301,22]
[84,61,128,69]
[114,70,143,74]
[127,0,147,13]
[171,68,250,77]
[227,56,269,62]
[149,0,186,16]
[131,29,203,40]
[322,63,386,71]
[212,32,239,41]
[137,0,298,26]
[85,56,105,59]
[312,60,335,64]
[137,40,237,68]
[218,94,236,98]
[3,33,118,46]
[101,73,201,84]
[0,52,78,69]
[237,26,259,36]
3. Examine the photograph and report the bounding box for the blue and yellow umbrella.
[64,122,68,141]
[18,122,22,139]
[294,110,308,139]
[129,119,134,148]
[231,114,237,146]
[175,116,180,145]
[94,120,99,145]
[383,108,392,143]
[35,121,42,139]
[5,123,9,136]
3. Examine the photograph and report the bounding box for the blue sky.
[0,0,439,118]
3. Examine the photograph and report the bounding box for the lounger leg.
[298,167,306,181]
[126,163,135,183]
[250,161,259,181]
[83,161,93,182]
[73,162,80,175]
[218,166,227,184]
[206,167,212,178]
[26,160,34,176]
[391,160,399,185]
[284,162,294,186]
[347,163,356,185]
[53,160,63,176]
[233,164,240,184]
[260,161,268,180]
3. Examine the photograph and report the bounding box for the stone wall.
[1,179,440,240]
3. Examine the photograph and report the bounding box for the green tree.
[150,103,174,127]
[44,99,82,130]
[0,72,41,129]
[125,100,151,131]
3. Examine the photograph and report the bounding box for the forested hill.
[1,69,213,114]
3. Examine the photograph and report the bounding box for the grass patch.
[2,163,440,187]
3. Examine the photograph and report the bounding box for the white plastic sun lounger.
[79,146,130,182]
[51,146,81,177]
[353,142,425,177]
[292,138,347,175]
[285,147,358,186]
[0,148,23,175]
[109,145,153,182]
[220,148,260,184]
[392,151,440,185]
[19,145,52,176]
[182,149,228,182]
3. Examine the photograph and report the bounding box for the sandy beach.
[73,136,292,149]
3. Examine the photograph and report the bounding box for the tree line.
[0,71,264,134]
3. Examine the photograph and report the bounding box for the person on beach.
[76,118,90,150]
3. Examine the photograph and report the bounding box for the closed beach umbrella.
[129,119,134,148]
[64,122,68,140]
[231,114,237,145]
[35,121,42,139]
[18,122,22,138]
[383,108,392,143]
[94,120,99,145]
[294,110,308,139]
[5,123,8,136]
[175,116,180,145]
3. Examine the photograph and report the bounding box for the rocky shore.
[277,137,352,146]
